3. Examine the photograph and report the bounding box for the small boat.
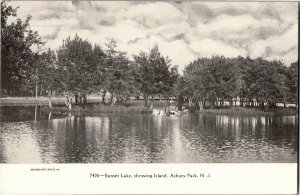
[169,110,177,115]
[168,109,188,116]
[178,109,188,114]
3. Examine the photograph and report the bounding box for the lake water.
[0,106,297,163]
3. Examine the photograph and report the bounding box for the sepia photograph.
[0,0,298,166]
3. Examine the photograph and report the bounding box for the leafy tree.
[184,58,213,111]
[183,56,241,111]
[103,39,136,105]
[134,45,177,107]
[173,76,185,110]
[1,0,43,96]
[91,44,107,103]
[286,61,298,108]
[245,58,286,108]
[175,75,194,108]
[56,35,98,109]
[35,49,58,108]
[28,49,57,95]
[218,57,242,106]
[237,56,253,106]
[184,60,204,111]
[161,65,179,99]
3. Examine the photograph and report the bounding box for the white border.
[0,163,297,194]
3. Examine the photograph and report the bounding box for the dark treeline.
[177,56,298,111]
[1,1,298,111]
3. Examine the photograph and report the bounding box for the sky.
[11,1,298,73]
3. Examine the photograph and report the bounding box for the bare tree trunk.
[259,101,264,108]
[48,112,52,120]
[188,97,193,108]
[110,93,114,106]
[75,94,78,105]
[34,105,37,122]
[83,94,87,104]
[65,94,72,111]
[69,96,72,110]
[198,100,204,112]
[144,93,148,107]
[35,81,38,98]
[120,95,123,104]
[213,99,217,109]
[151,95,154,108]
[48,91,52,109]
[79,94,83,104]
[210,99,214,109]
[40,84,43,96]
[35,68,38,98]
[177,95,184,111]
[102,91,106,103]
[229,98,233,107]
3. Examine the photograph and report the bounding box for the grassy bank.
[0,97,170,114]
[201,107,297,115]
[0,96,100,106]
[1,97,297,115]
[40,102,154,114]
[0,97,169,106]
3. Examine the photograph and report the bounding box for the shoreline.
[40,104,154,114]
[201,107,297,116]
[0,97,297,116]
[38,104,299,116]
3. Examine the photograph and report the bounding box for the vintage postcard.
[0,0,298,194]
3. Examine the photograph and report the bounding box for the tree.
[91,44,107,103]
[161,65,179,99]
[183,56,241,111]
[247,58,286,108]
[286,61,298,108]
[184,58,211,111]
[1,0,43,96]
[174,76,185,110]
[35,49,58,108]
[218,57,242,107]
[102,39,136,105]
[134,45,177,107]
[56,35,98,109]
[238,56,253,107]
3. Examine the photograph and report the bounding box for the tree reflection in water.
[0,106,298,163]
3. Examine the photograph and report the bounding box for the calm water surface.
[0,106,298,163]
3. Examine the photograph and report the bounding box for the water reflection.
[0,106,298,163]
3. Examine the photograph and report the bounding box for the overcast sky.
[11,1,298,73]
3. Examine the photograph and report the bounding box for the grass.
[0,96,170,114]
[40,102,153,114]
[0,97,169,106]
[201,106,297,115]
[121,100,169,107]
[0,96,99,106]
[1,96,297,115]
